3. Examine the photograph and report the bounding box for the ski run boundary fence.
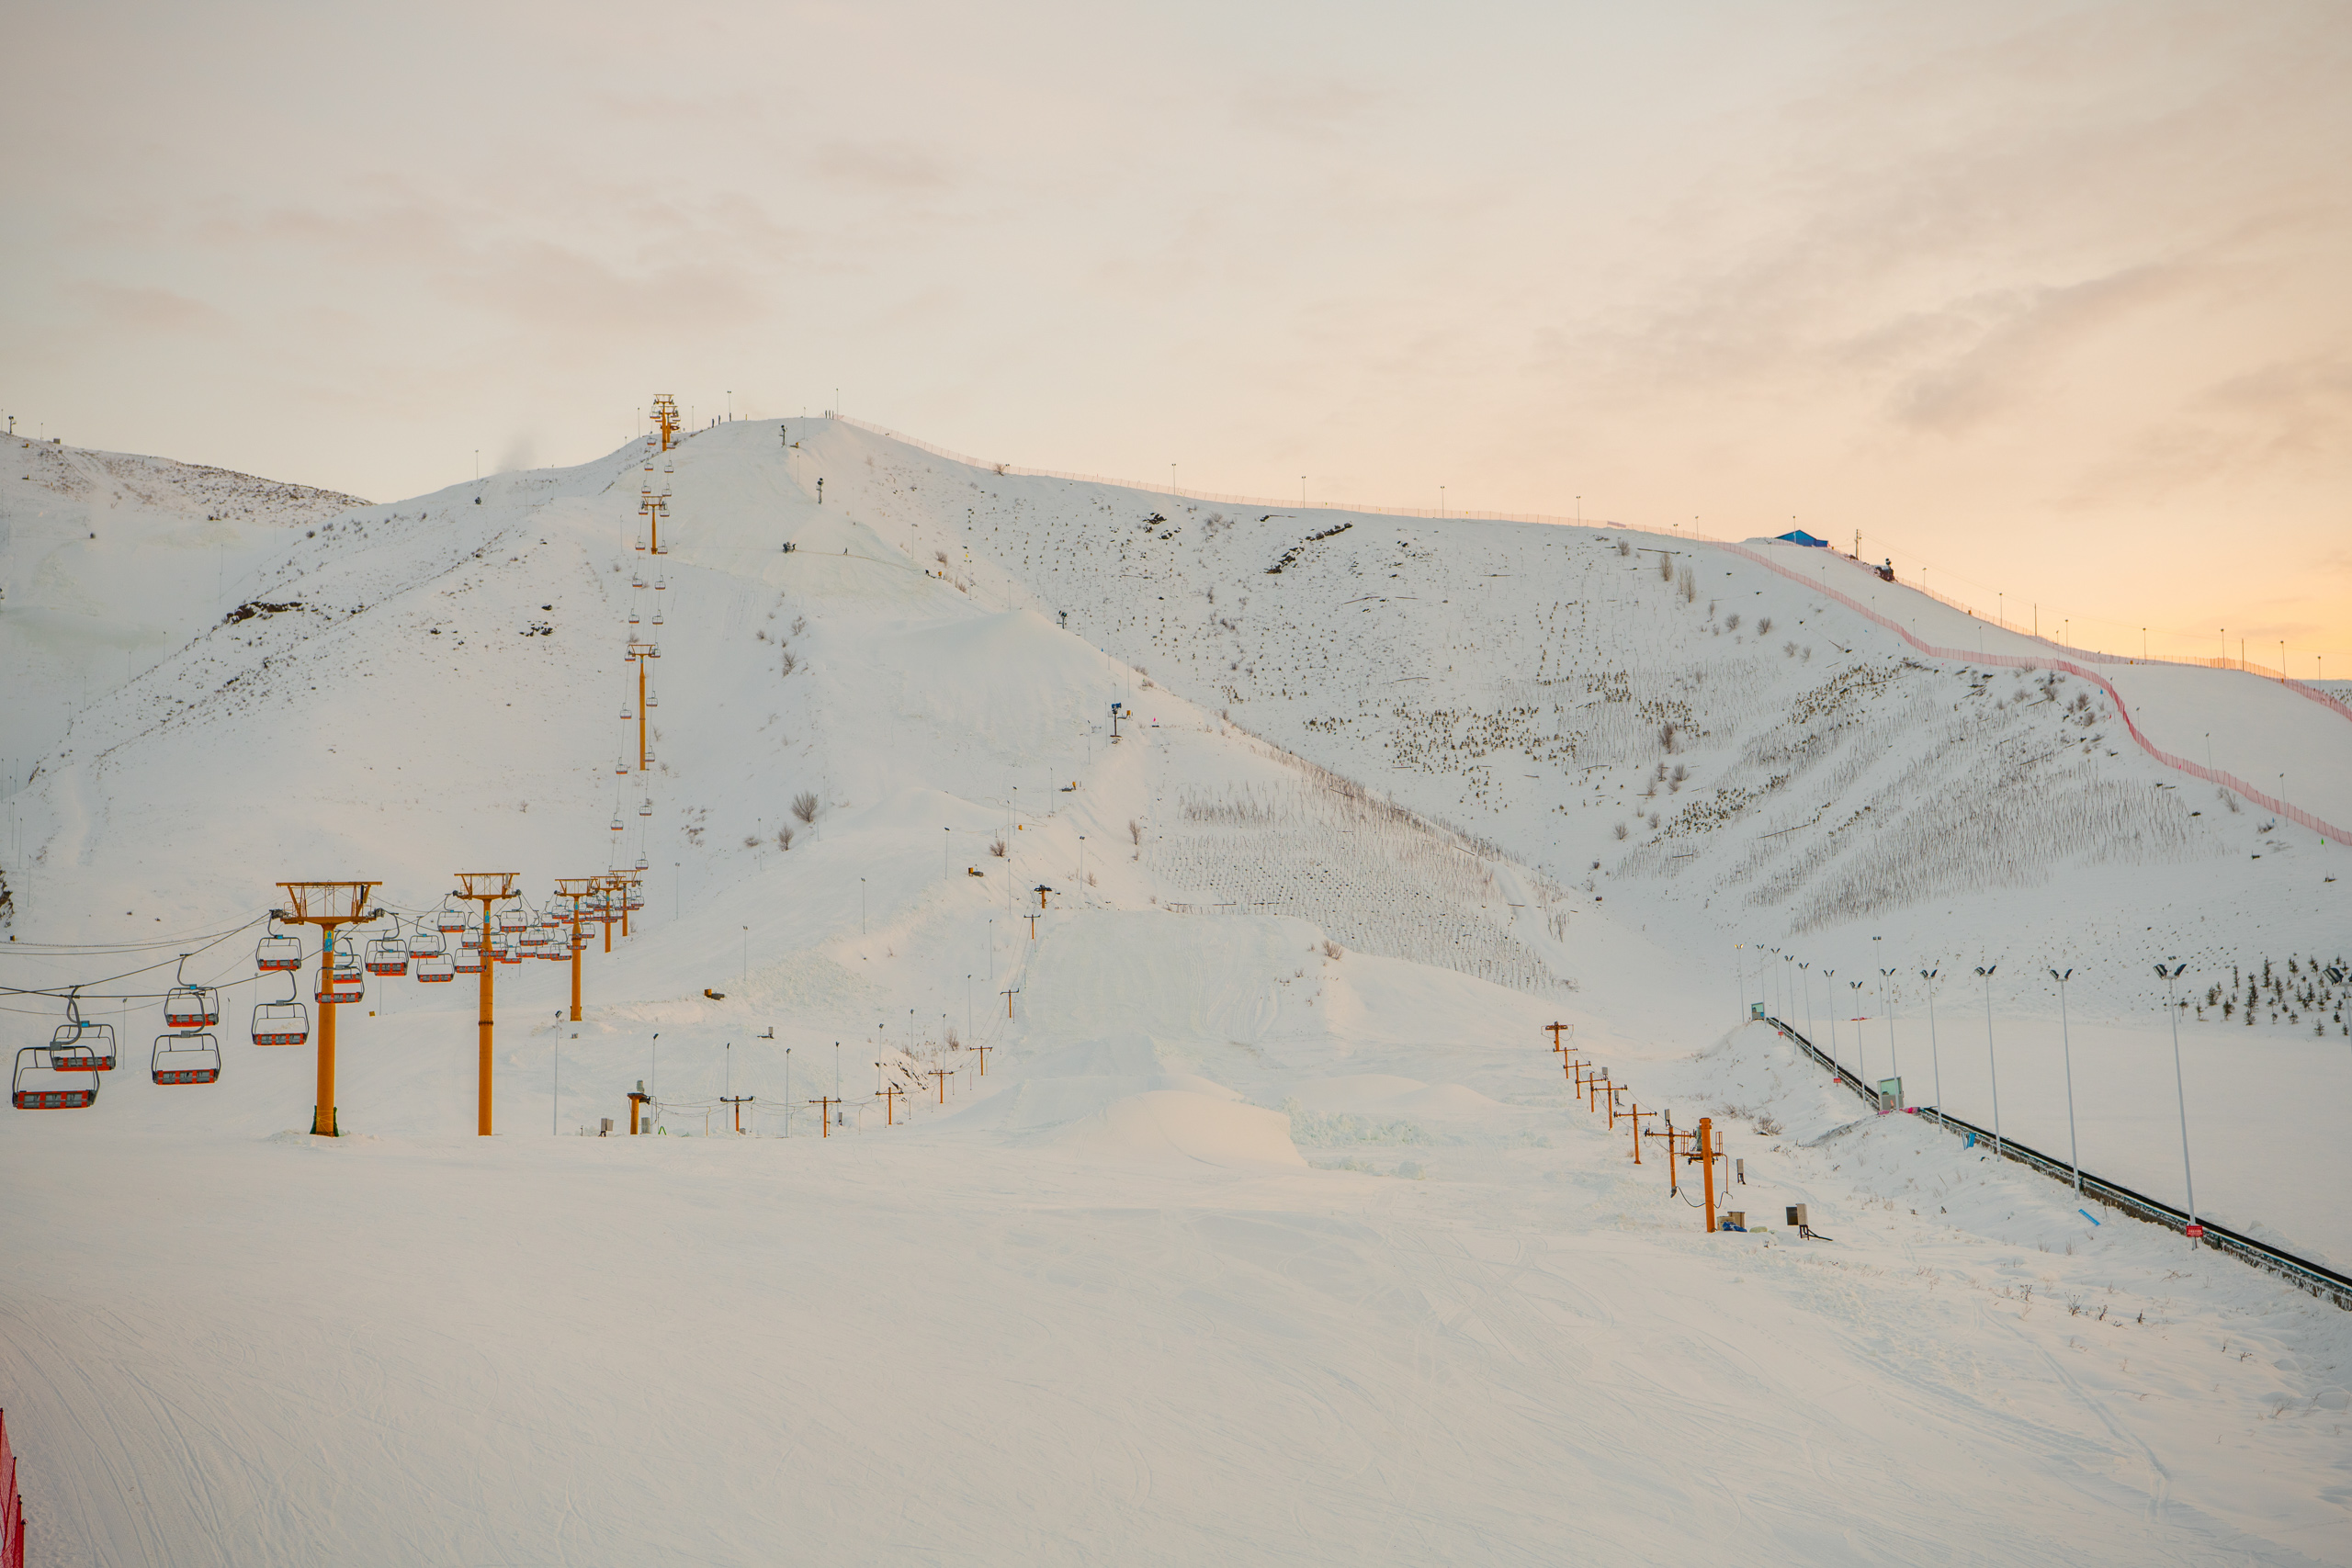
[1759,1012,2352,1313]
[1717,542,2352,847]
[1,1407,24,1568]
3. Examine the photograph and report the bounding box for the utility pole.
[1001,986,1017,1019]
[273,881,380,1136]
[808,1094,840,1136]
[876,1082,904,1124]
[720,1093,754,1134]
[455,872,519,1135]
[927,1066,952,1103]
[972,1043,992,1076]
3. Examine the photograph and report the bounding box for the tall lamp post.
[2157,962,2200,1245]
[1878,967,1902,1107]
[1822,969,1838,1070]
[1917,968,1943,1125]
[1975,965,2001,1158]
[2051,967,2080,1192]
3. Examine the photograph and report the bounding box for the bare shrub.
[1725,612,1741,631]
[776,828,793,851]
[790,791,820,824]
[934,549,949,564]
[779,651,798,676]
[1758,615,1773,635]
[1614,822,1629,840]
[1657,552,1674,582]
[791,616,807,636]
[1128,818,1143,844]
[989,838,1007,858]
[1616,539,1631,557]
[1322,940,1342,960]
[1678,564,1696,602]
[742,835,760,849]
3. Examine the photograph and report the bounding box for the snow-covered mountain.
[3,418,2348,1565]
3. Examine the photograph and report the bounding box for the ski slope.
[2,420,2348,1565]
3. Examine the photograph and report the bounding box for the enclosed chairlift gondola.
[14,1043,100,1109]
[152,1030,221,1085]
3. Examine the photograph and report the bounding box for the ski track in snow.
[1,420,2348,1565]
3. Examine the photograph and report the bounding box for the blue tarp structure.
[1777,530,1828,547]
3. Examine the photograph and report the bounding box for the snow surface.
[2,418,2349,1564]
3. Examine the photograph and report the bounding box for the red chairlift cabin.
[164,985,220,1029]
[251,999,310,1046]
[435,905,470,934]
[256,932,303,972]
[453,948,484,976]
[365,936,409,976]
[13,1043,100,1109]
[51,1015,117,1072]
[414,953,457,983]
[152,1030,221,1085]
[316,959,364,1006]
[407,930,447,961]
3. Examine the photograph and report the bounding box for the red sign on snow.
[2185,1224,2205,1239]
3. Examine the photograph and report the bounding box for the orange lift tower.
[275,881,380,1136]
[639,480,669,558]
[553,877,600,1021]
[455,872,518,1135]
[627,639,660,772]
[651,394,680,452]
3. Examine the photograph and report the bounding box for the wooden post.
[1700,1117,1718,1233]
[809,1094,840,1136]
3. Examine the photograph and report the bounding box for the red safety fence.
[1717,542,2351,848]
[1,1407,24,1568]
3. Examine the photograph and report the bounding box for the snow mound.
[1044,1089,1306,1167]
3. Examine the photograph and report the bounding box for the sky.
[3,0,2347,666]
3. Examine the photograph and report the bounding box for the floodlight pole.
[275,881,380,1137]
[1976,965,2001,1158]
[1918,968,1943,1125]
[2051,968,2080,1191]
[457,872,519,1135]
[1878,968,1901,1106]
[2159,963,2199,1245]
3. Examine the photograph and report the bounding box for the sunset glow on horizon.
[4,0,2346,665]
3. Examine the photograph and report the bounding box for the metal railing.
[1758,1013,2352,1312]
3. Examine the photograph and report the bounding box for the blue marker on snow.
[2078,1208,2100,1225]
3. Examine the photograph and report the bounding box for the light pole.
[1784,953,1796,1024]
[1879,967,1901,1107]
[1823,969,1837,1069]
[650,1032,661,1111]
[861,877,866,934]
[1849,980,1867,1090]
[1798,960,1812,1045]
[2158,962,2199,1245]
[1918,968,1943,1124]
[742,925,750,984]
[2050,968,2080,1192]
[1975,966,2000,1157]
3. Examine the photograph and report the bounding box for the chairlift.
[496,908,527,933]
[415,953,456,983]
[152,1030,221,1085]
[454,949,484,976]
[633,854,649,873]
[460,927,484,950]
[639,796,653,818]
[252,998,311,1047]
[256,931,303,972]
[611,816,625,834]
[494,934,523,965]
[408,930,447,961]
[435,904,469,934]
[13,1043,100,1109]
[522,928,549,947]
[628,608,640,626]
[650,604,662,626]
[365,936,409,976]
[164,980,220,1031]
[615,757,630,776]
[317,959,364,1006]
